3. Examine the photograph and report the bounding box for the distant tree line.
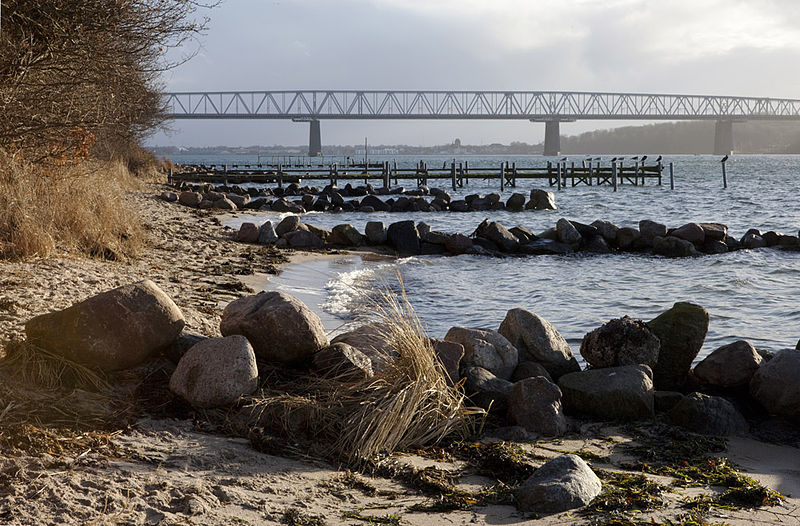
[0,0,216,163]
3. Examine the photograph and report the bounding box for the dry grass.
[244,285,474,465]
[0,149,146,261]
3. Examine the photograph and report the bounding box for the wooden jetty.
[169,159,665,192]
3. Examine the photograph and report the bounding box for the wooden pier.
[169,159,665,192]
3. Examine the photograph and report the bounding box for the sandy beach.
[1,184,799,525]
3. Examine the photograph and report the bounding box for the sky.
[148,0,800,148]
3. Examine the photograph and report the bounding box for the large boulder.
[463,366,513,412]
[558,365,654,421]
[693,340,763,388]
[639,220,668,247]
[616,227,641,250]
[443,233,473,255]
[387,220,421,255]
[671,223,705,245]
[220,291,328,365]
[430,338,464,386]
[178,191,203,208]
[311,342,373,381]
[498,308,580,380]
[526,189,557,210]
[169,335,258,408]
[25,280,185,371]
[444,327,518,380]
[591,220,620,244]
[284,229,324,249]
[653,236,701,257]
[507,377,568,437]
[331,323,395,373]
[579,316,660,369]
[749,350,800,418]
[514,455,602,514]
[364,221,387,245]
[647,302,709,391]
[506,193,526,212]
[699,223,728,242]
[556,218,582,246]
[669,393,748,436]
[483,222,519,252]
[275,215,302,237]
[257,221,279,245]
[235,222,260,243]
[511,361,553,383]
[330,224,364,246]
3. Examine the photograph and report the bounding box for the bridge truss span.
[165,90,800,121]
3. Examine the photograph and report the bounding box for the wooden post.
[658,161,663,185]
[500,162,505,191]
[451,162,457,191]
[557,162,562,191]
[168,167,173,186]
[634,161,640,186]
[277,163,283,188]
[669,162,674,190]
[223,164,228,187]
[465,160,470,185]
[512,162,517,187]
[612,162,618,192]
[721,159,728,188]
[570,161,575,187]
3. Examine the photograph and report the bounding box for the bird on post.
[641,155,648,162]
[655,155,662,163]
[721,155,729,163]
[610,157,618,163]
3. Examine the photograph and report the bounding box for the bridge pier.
[713,119,734,155]
[543,121,561,157]
[308,119,322,157]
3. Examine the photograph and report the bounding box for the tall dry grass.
[0,150,146,261]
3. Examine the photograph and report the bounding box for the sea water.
[170,153,800,358]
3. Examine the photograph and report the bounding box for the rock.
[699,223,728,241]
[284,229,324,249]
[483,222,519,252]
[669,393,748,436]
[526,189,557,210]
[275,215,302,237]
[421,230,449,245]
[444,327,518,380]
[583,235,611,254]
[511,361,553,383]
[653,236,700,257]
[257,221,279,245]
[163,331,206,364]
[365,221,387,245]
[360,195,390,212]
[430,339,464,386]
[639,220,668,246]
[498,308,580,380]
[702,240,729,254]
[514,455,602,514]
[671,223,705,245]
[506,192,526,211]
[169,335,258,408]
[443,233,473,255]
[654,391,685,414]
[741,232,766,249]
[693,340,763,388]
[558,365,655,421]
[330,224,364,246]
[235,222,260,243]
[556,218,582,246]
[463,366,513,412]
[220,291,328,365]
[507,377,568,436]
[509,226,536,244]
[25,280,185,371]
[227,193,250,208]
[648,302,709,391]
[749,350,800,418]
[762,231,781,246]
[212,197,237,210]
[305,224,331,242]
[579,316,660,369]
[519,239,573,255]
[160,191,178,202]
[178,191,203,208]
[312,343,373,381]
[590,220,620,244]
[616,227,641,250]
[386,220,421,255]
[449,199,469,212]
[332,324,395,373]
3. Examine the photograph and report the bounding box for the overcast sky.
[148,0,800,148]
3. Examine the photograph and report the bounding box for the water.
[169,152,800,358]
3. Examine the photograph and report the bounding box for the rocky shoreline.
[2,184,800,525]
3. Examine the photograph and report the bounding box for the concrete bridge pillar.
[544,120,561,157]
[714,120,734,155]
[308,119,322,157]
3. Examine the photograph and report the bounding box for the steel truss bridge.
[165,90,800,156]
